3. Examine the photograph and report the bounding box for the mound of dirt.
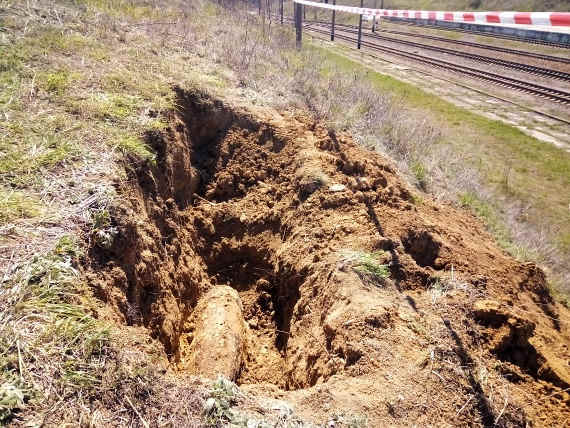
[88,88,570,426]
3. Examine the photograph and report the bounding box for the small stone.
[203,397,216,413]
[247,420,260,428]
[329,184,346,192]
[357,177,370,190]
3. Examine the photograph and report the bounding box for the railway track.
[305,26,570,104]
[305,20,570,65]
[305,22,570,82]
[383,17,570,50]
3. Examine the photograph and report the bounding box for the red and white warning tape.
[292,0,570,27]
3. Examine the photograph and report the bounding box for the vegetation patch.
[0,189,42,225]
[341,250,390,285]
[0,237,109,422]
[38,69,79,95]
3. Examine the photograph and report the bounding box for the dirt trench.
[88,88,570,425]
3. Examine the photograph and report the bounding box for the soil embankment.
[88,88,570,426]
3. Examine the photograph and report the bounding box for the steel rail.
[304,20,570,64]
[305,22,570,81]
[305,26,570,104]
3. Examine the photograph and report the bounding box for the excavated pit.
[89,88,319,390]
[87,88,570,425]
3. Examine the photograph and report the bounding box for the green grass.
[75,0,166,19]
[39,70,79,95]
[0,115,80,187]
[0,237,109,421]
[0,189,41,224]
[68,92,141,122]
[342,250,390,284]
[24,28,95,55]
[459,191,534,261]
[115,135,156,162]
[0,6,178,226]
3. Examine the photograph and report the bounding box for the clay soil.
[88,88,570,426]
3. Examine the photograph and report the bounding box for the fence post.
[331,0,336,41]
[314,0,317,21]
[280,0,284,24]
[357,0,363,49]
[295,2,303,49]
[258,0,261,15]
[372,0,377,32]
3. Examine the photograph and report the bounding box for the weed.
[0,239,109,422]
[0,379,30,424]
[39,70,78,95]
[411,160,428,190]
[341,250,390,286]
[410,193,424,205]
[0,189,41,224]
[429,266,471,303]
[90,209,118,249]
[203,376,240,426]
[54,235,82,258]
[115,135,156,163]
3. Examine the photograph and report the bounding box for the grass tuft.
[39,70,79,95]
[204,376,240,427]
[115,135,156,163]
[0,189,41,224]
[0,236,109,422]
[341,250,390,285]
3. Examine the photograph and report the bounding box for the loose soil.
[88,88,570,426]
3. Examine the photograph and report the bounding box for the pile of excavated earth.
[88,88,569,426]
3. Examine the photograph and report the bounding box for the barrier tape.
[292,0,570,27]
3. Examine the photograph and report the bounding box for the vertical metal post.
[295,2,303,49]
[357,0,363,49]
[314,0,318,21]
[372,0,378,32]
[331,0,336,41]
[280,0,284,24]
[258,0,261,15]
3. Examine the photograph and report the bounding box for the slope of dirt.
[88,87,570,426]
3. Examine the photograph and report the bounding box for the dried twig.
[125,395,150,428]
